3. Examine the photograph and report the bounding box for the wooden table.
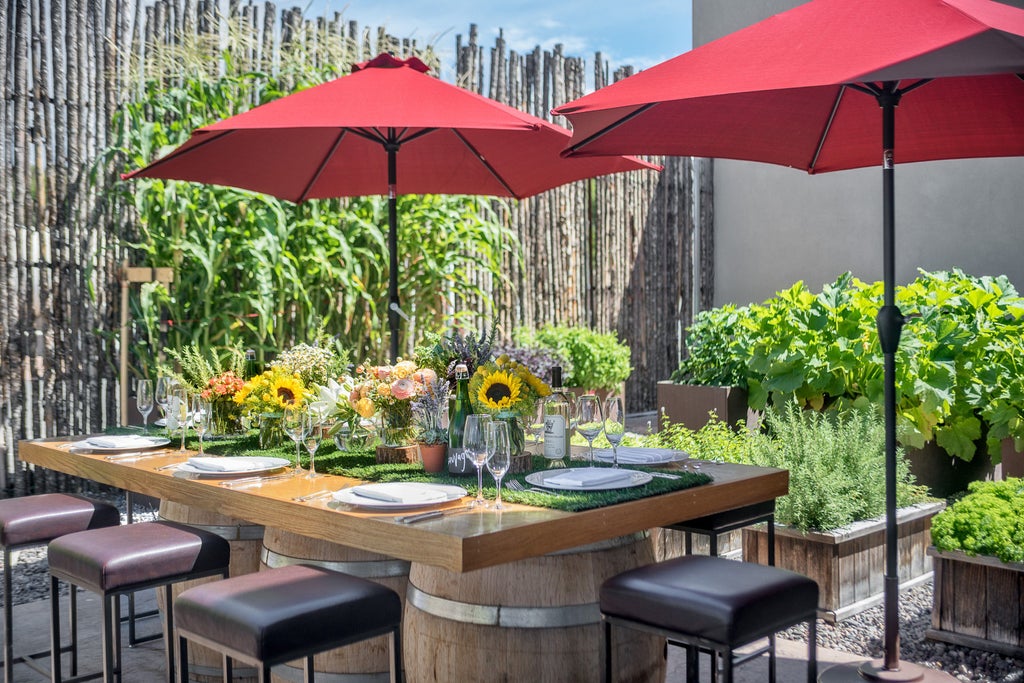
[20,438,788,682]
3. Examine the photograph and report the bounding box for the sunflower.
[268,374,305,409]
[474,369,523,411]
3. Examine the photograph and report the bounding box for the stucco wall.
[694,0,1024,307]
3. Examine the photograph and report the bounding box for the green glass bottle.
[448,363,472,475]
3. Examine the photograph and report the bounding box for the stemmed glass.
[603,396,626,468]
[302,408,325,479]
[171,384,189,453]
[575,395,604,463]
[136,379,153,434]
[526,400,546,445]
[463,414,492,508]
[155,376,172,427]
[283,406,308,476]
[486,421,511,510]
[191,397,212,455]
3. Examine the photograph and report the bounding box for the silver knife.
[219,473,293,489]
[105,449,173,462]
[397,505,473,524]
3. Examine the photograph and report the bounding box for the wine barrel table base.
[157,500,264,683]
[404,533,664,683]
[260,527,411,683]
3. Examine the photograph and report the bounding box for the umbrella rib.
[296,129,348,203]
[451,129,517,196]
[564,103,658,156]
[125,129,235,177]
[809,85,848,173]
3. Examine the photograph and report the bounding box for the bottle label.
[543,415,567,459]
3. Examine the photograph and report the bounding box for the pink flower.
[391,378,416,400]
[412,368,437,386]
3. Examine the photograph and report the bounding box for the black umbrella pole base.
[819,660,958,682]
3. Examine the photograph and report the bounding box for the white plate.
[175,456,291,476]
[525,467,652,491]
[333,483,468,510]
[592,447,688,465]
[70,436,171,452]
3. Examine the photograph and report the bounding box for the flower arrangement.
[469,355,551,418]
[233,367,307,417]
[165,342,246,393]
[415,314,499,382]
[411,377,450,445]
[271,342,343,386]
[347,360,437,446]
[199,370,246,434]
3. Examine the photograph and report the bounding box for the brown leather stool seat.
[174,564,403,683]
[600,556,818,683]
[0,493,120,682]
[48,520,231,683]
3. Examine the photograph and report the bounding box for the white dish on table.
[175,456,291,476]
[333,483,468,510]
[592,447,688,465]
[70,435,171,452]
[525,467,652,491]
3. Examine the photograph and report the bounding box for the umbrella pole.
[387,143,400,362]
[819,84,955,683]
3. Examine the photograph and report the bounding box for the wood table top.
[19,438,788,573]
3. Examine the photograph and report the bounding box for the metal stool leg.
[391,625,403,683]
[162,584,175,683]
[769,633,777,683]
[601,619,612,683]
[178,636,189,683]
[3,547,13,683]
[50,575,63,683]
[102,592,116,683]
[807,616,817,683]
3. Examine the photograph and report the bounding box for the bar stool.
[0,493,120,682]
[600,556,818,683]
[665,499,776,565]
[48,520,231,683]
[174,564,403,683]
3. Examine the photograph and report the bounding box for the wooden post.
[119,263,174,426]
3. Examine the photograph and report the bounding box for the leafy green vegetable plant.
[931,478,1024,564]
[517,325,631,391]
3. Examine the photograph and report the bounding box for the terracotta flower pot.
[418,443,447,473]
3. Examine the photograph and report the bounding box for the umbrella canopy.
[125,53,657,359]
[555,0,1024,681]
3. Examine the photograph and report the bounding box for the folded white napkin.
[351,484,447,504]
[86,435,157,449]
[593,447,679,464]
[187,457,270,472]
[546,468,634,488]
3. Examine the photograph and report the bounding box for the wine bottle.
[244,349,259,380]
[543,366,572,463]
[448,363,472,475]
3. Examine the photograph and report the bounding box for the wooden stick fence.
[0,0,712,495]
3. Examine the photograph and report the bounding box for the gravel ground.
[2,493,1022,682]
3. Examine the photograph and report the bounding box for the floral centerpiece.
[468,355,551,456]
[348,360,436,447]
[272,342,343,386]
[199,370,246,434]
[234,368,307,448]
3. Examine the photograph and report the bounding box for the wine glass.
[155,376,173,428]
[136,379,153,434]
[302,408,325,479]
[526,400,546,445]
[463,414,492,508]
[171,385,189,453]
[486,421,511,510]
[603,396,626,468]
[283,406,307,475]
[191,397,212,455]
[575,395,604,463]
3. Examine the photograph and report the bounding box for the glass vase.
[495,409,526,457]
[259,412,285,450]
[212,400,244,436]
[380,404,416,447]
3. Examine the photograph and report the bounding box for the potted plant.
[659,304,759,432]
[739,404,939,621]
[927,478,1024,658]
[412,377,450,473]
[517,324,631,404]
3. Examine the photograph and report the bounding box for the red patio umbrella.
[555,0,1024,681]
[125,53,657,360]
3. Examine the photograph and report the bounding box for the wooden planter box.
[655,381,755,433]
[927,547,1024,658]
[742,501,945,622]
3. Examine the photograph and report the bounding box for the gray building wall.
[694,0,1024,307]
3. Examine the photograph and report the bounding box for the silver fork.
[506,480,524,492]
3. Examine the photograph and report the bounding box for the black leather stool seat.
[0,494,119,683]
[0,493,119,547]
[600,556,818,683]
[175,564,403,682]
[49,519,231,592]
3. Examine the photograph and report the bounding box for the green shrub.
[931,478,1024,564]
[671,304,759,389]
[645,414,750,463]
[743,404,929,533]
[518,325,631,391]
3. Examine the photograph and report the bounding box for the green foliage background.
[931,478,1024,564]
[103,57,517,377]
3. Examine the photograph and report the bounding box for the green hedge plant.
[517,325,631,392]
[931,478,1024,564]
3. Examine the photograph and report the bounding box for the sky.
[309,1,693,87]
